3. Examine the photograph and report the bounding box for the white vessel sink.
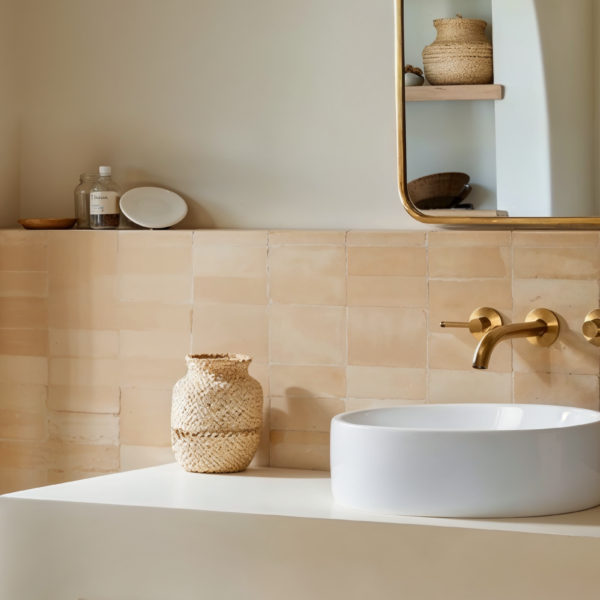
[331,404,600,518]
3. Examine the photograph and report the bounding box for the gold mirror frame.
[395,0,600,230]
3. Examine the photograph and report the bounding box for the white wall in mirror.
[538,0,594,218]
[494,0,594,218]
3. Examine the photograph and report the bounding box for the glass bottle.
[90,166,122,230]
[74,174,99,229]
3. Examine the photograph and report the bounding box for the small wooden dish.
[18,218,77,230]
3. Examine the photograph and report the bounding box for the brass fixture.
[583,310,600,346]
[440,307,503,341]
[440,308,560,370]
[393,0,600,229]
[473,309,559,370]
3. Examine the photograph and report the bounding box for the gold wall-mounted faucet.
[441,308,560,370]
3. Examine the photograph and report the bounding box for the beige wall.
[16,0,416,230]
[1,0,498,227]
[6,0,599,226]
[1,229,599,494]
[0,0,20,228]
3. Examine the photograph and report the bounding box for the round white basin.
[331,404,600,518]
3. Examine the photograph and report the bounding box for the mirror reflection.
[404,0,595,218]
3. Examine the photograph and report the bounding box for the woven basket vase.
[422,16,493,85]
[171,354,263,474]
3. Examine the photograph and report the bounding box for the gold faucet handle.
[440,308,503,341]
[583,310,600,346]
[440,321,470,329]
[440,320,490,334]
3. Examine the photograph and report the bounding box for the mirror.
[396,0,600,227]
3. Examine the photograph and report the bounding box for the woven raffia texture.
[423,17,493,85]
[171,354,263,473]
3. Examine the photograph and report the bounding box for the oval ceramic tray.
[120,187,188,229]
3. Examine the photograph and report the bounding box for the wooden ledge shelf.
[406,84,504,102]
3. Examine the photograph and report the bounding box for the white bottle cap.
[99,166,112,176]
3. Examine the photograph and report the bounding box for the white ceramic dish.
[331,404,600,518]
[120,187,188,229]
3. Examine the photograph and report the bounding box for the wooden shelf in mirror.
[406,85,504,102]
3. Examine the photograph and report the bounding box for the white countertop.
[6,463,600,539]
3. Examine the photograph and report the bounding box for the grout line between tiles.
[253,300,426,309]
[266,231,273,468]
[425,231,430,405]
[597,260,600,409]
[344,231,349,414]
[189,232,195,356]
[116,231,123,469]
[511,230,515,405]
[269,244,344,248]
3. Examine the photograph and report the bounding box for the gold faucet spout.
[473,321,548,370]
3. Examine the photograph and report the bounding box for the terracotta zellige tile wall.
[118,231,192,471]
[1,229,600,494]
[512,232,600,409]
[0,232,48,493]
[269,231,347,470]
[428,231,513,405]
[47,232,120,483]
[346,231,428,418]
[192,230,270,466]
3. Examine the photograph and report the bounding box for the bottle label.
[90,192,119,215]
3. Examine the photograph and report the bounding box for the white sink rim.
[331,404,600,519]
[334,404,600,434]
